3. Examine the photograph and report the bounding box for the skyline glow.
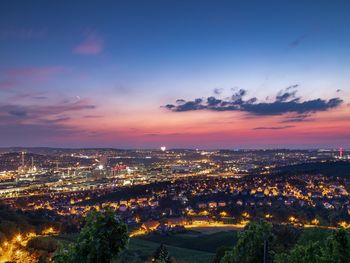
[0,0,350,148]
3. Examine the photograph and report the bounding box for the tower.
[21,151,25,167]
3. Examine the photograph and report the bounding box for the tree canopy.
[53,209,128,263]
[221,220,273,263]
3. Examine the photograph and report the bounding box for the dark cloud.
[213,88,223,95]
[241,98,342,115]
[176,99,186,104]
[144,132,185,137]
[207,96,222,106]
[289,33,308,48]
[281,114,314,123]
[32,96,48,100]
[164,87,343,116]
[275,85,299,102]
[167,99,206,112]
[253,125,295,130]
[9,110,27,118]
[83,115,103,118]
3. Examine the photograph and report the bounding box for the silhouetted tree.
[212,246,231,263]
[152,244,171,263]
[322,229,350,263]
[221,220,273,263]
[274,241,323,263]
[53,209,128,263]
[275,229,350,263]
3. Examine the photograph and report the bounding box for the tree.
[212,246,231,263]
[271,224,301,254]
[275,229,350,263]
[221,220,273,263]
[274,242,323,263]
[53,209,129,263]
[152,244,171,263]
[322,229,350,263]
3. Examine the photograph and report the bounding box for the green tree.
[275,229,350,263]
[152,244,171,263]
[212,246,231,263]
[221,221,273,263]
[53,209,129,263]
[275,241,323,263]
[271,224,301,254]
[322,229,350,263]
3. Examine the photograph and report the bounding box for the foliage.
[152,244,171,263]
[221,220,273,263]
[321,229,350,263]
[271,224,301,254]
[275,229,350,263]
[274,241,324,263]
[53,209,129,263]
[297,228,331,247]
[212,246,231,263]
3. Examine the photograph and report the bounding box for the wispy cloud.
[5,66,63,81]
[73,32,104,55]
[280,114,315,123]
[253,125,295,130]
[0,98,95,125]
[0,91,98,146]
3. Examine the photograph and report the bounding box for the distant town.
[0,147,349,227]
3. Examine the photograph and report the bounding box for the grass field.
[138,230,237,253]
[51,230,237,263]
[129,238,215,263]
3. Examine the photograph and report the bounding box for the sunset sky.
[0,0,349,148]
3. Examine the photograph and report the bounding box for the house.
[191,216,211,225]
[166,217,188,227]
[141,220,160,232]
[218,201,226,207]
[208,201,217,208]
[197,203,207,209]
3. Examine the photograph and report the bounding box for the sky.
[0,0,349,149]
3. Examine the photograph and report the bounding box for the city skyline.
[1,1,350,148]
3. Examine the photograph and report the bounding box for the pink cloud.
[73,33,104,55]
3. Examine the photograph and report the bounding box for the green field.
[138,230,237,253]
[126,230,237,262]
[128,238,215,263]
[52,230,237,263]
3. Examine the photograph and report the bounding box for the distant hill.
[276,161,350,177]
